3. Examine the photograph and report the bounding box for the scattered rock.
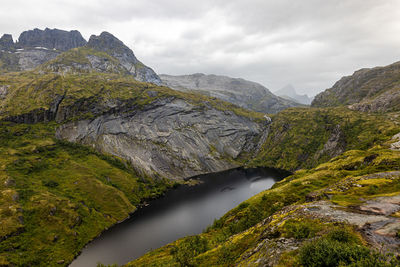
[4,178,16,187]
[305,192,323,202]
[391,133,400,151]
[147,90,158,97]
[0,85,10,99]
[49,206,57,216]
[11,193,19,202]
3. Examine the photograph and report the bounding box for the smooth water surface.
[70,168,285,266]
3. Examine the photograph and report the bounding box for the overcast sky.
[1,0,400,96]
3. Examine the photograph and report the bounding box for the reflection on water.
[70,168,286,267]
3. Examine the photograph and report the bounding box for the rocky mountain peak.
[87,31,139,65]
[17,28,87,51]
[0,34,14,50]
[87,31,161,85]
[274,84,313,105]
[87,31,128,52]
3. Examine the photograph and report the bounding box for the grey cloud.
[1,0,400,96]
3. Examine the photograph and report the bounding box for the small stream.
[70,168,286,266]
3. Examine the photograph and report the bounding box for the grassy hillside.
[251,107,399,171]
[0,122,171,266]
[128,131,400,266]
[0,70,267,266]
[312,61,400,112]
[0,71,264,122]
[127,109,400,267]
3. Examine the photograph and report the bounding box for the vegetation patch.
[0,122,171,266]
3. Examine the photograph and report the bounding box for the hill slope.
[0,68,269,265]
[127,109,400,266]
[160,73,301,114]
[312,61,400,112]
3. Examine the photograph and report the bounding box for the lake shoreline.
[70,167,288,267]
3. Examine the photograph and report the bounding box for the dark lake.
[70,168,286,266]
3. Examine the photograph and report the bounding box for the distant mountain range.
[160,73,302,114]
[274,84,313,105]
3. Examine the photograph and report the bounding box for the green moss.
[0,122,171,266]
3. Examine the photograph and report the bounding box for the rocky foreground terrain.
[160,73,301,114]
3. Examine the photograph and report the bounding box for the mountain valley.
[0,27,399,267]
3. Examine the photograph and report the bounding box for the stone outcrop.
[40,49,128,75]
[87,32,161,84]
[0,34,14,50]
[160,73,300,114]
[17,28,87,51]
[312,61,400,112]
[56,97,266,180]
[17,49,60,70]
[0,85,9,99]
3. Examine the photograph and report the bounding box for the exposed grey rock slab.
[56,98,266,180]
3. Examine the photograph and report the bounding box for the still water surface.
[70,168,285,266]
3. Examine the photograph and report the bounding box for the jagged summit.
[274,84,313,105]
[0,34,14,50]
[87,31,161,84]
[87,32,128,52]
[17,28,87,51]
[0,28,161,84]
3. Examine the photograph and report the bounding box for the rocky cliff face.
[56,97,265,180]
[17,28,87,51]
[0,28,86,72]
[87,32,161,84]
[0,72,266,180]
[160,73,300,114]
[312,61,400,112]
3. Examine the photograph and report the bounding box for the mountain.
[0,28,161,84]
[0,71,267,264]
[160,73,301,114]
[1,27,400,267]
[274,84,313,104]
[312,61,400,112]
[17,28,87,51]
[86,32,161,84]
